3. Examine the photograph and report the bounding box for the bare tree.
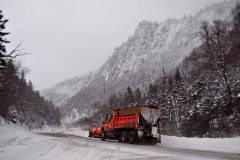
[199,20,233,111]
[200,20,231,78]
[0,42,30,70]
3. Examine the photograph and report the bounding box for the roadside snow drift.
[161,135,240,154]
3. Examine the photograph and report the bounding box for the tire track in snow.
[38,132,240,160]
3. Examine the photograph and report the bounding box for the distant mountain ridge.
[42,0,237,123]
[42,72,94,107]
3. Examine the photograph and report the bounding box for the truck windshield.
[105,114,112,121]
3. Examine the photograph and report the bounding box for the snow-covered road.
[36,132,240,160]
[1,124,240,160]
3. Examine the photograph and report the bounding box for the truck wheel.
[101,131,106,141]
[129,131,136,144]
[151,137,157,145]
[120,131,127,142]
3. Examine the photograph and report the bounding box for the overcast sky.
[1,0,224,90]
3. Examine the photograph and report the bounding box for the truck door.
[103,114,111,132]
[109,113,116,131]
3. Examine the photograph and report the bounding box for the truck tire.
[151,137,157,145]
[101,130,106,141]
[120,131,127,142]
[128,131,137,144]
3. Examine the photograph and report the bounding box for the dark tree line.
[0,10,61,128]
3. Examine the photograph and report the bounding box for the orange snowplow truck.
[99,105,161,144]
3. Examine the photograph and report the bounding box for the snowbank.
[161,135,240,154]
[0,122,43,160]
[0,121,35,145]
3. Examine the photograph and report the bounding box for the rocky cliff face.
[98,0,234,80]
[42,0,237,123]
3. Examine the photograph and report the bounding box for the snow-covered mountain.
[42,0,237,122]
[41,72,94,108]
[97,1,234,80]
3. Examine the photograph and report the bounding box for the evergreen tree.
[108,94,119,107]
[135,88,142,104]
[124,86,135,105]
[175,68,181,83]
[146,83,159,107]
[148,83,158,99]
[0,10,10,70]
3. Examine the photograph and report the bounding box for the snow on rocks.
[237,93,240,98]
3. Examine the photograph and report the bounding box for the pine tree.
[124,86,135,106]
[175,68,181,83]
[148,83,158,99]
[135,88,142,104]
[108,94,119,107]
[28,80,33,90]
[0,10,10,70]
[146,83,159,107]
